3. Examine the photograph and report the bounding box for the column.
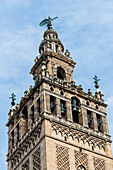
[14,127,18,144]
[28,101,31,128]
[40,94,44,114]
[82,108,88,127]
[34,100,40,120]
[11,130,14,148]
[66,100,72,121]
[101,116,107,133]
[105,116,109,134]
[92,112,98,131]
[46,94,50,112]
[28,107,33,127]
[20,117,28,137]
[8,134,11,151]
[34,103,37,121]
[56,98,61,118]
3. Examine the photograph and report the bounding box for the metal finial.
[9,93,16,106]
[39,16,58,29]
[93,75,100,88]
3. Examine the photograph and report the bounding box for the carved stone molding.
[52,123,106,152]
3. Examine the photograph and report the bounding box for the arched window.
[77,165,86,170]
[71,97,80,123]
[50,95,56,114]
[57,67,66,80]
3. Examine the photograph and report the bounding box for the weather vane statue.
[9,93,16,106]
[39,16,58,29]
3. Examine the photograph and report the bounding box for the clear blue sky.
[1,0,113,169]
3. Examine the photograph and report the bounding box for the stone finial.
[16,103,19,110]
[24,90,29,96]
[71,81,75,85]
[99,91,104,101]
[34,56,38,63]
[29,85,32,92]
[65,49,70,57]
[88,89,92,95]
[78,85,83,91]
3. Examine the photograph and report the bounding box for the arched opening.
[97,114,102,132]
[60,99,66,119]
[71,97,80,123]
[57,67,66,80]
[87,110,92,128]
[50,95,56,114]
[77,165,86,170]
[23,106,28,120]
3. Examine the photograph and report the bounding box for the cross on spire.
[93,75,100,89]
[9,93,16,106]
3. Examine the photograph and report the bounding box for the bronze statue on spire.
[39,16,58,29]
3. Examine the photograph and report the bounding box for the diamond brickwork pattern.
[74,151,88,170]
[32,147,41,170]
[93,157,105,170]
[22,159,29,170]
[56,145,70,170]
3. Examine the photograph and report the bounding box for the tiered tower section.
[6,27,113,170]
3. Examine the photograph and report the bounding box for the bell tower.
[6,19,113,170]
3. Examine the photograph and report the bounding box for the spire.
[39,28,64,55]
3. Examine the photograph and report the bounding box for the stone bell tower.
[6,19,113,170]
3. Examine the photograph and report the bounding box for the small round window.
[57,67,66,80]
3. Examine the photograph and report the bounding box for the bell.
[72,106,77,111]
[61,103,65,114]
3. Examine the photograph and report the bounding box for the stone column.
[46,94,50,113]
[28,100,31,128]
[56,98,61,118]
[70,70,73,82]
[14,127,18,144]
[28,107,33,127]
[40,94,44,114]
[11,131,14,148]
[82,108,88,127]
[20,117,28,137]
[92,112,98,131]
[8,136,10,151]
[34,102,37,121]
[34,100,40,120]
[52,63,57,77]
[79,111,83,125]
[90,112,94,129]
[65,69,70,83]
[66,100,72,121]
[105,116,109,134]
[101,116,107,133]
